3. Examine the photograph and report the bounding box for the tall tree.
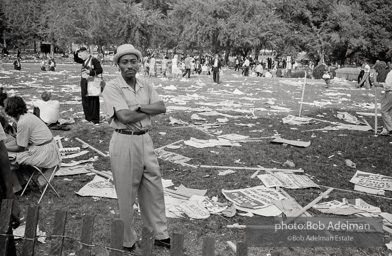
[111,0,165,53]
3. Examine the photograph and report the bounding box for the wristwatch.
[136,104,141,112]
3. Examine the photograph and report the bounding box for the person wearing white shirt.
[264,70,273,78]
[243,58,250,76]
[33,91,60,125]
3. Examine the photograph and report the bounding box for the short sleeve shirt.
[0,123,6,142]
[102,75,162,130]
[33,100,60,124]
[17,113,53,147]
[385,70,392,91]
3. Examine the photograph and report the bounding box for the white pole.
[374,83,378,136]
[299,72,307,116]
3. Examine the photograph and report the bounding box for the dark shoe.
[154,238,171,249]
[123,244,136,252]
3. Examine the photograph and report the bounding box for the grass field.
[1,62,392,256]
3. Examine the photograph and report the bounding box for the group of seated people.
[41,57,56,71]
[0,88,62,194]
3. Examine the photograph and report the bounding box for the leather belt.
[115,129,148,135]
[35,137,54,146]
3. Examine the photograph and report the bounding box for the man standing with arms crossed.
[374,65,392,135]
[102,44,170,252]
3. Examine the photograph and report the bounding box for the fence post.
[49,210,67,256]
[109,219,124,256]
[0,199,13,256]
[236,242,247,256]
[22,205,40,256]
[77,215,95,256]
[202,237,215,256]
[141,227,154,256]
[170,233,184,256]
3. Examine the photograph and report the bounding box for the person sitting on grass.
[255,62,263,77]
[5,96,61,193]
[33,91,69,131]
[13,57,21,71]
[322,69,331,88]
[41,57,47,71]
[49,57,56,71]
[0,123,21,256]
[33,91,60,126]
[264,70,273,78]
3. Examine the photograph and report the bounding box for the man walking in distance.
[73,47,103,124]
[212,54,222,84]
[182,54,192,78]
[102,44,170,252]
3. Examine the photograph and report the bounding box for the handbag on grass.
[87,73,105,96]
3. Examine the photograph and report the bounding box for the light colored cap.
[113,44,142,64]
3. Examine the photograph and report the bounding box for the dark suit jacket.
[212,58,222,71]
[74,53,103,77]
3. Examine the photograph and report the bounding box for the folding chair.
[20,165,60,204]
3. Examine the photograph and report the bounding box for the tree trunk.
[2,30,6,48]
[319,47,325,64]
[89,45,94,56]
[33,41,37,53]
[50,32,55,58]
[255,45,261,61]
[224,46,230,65]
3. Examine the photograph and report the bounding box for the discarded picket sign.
[76,175,117,199]
[155,148,193,165]
[62,156,98,167]
[61,150,89,159]
[285,188,334,224]
[184,137,240,148]
[75,138,109,157]
[55,166,92,176]
[257,172,319,189]
[198,164,304,174]
[276,188,312,217]
[282,115,312,125]
[222,186,286,216]
[319,185,392,201]
[59,147,80,155]
[336,112,361,124]
[350,170,392,195]
[356,112,381,117]
[313,198,381,216]
[271,137,311,148]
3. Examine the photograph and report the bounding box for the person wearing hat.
[102,44,170,251]
[33,91,60,125]
[73,47,103,124]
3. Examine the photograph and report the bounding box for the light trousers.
[381,91,392,131]
[109,131,169,247]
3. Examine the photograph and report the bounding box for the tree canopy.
[0,0,390,63]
